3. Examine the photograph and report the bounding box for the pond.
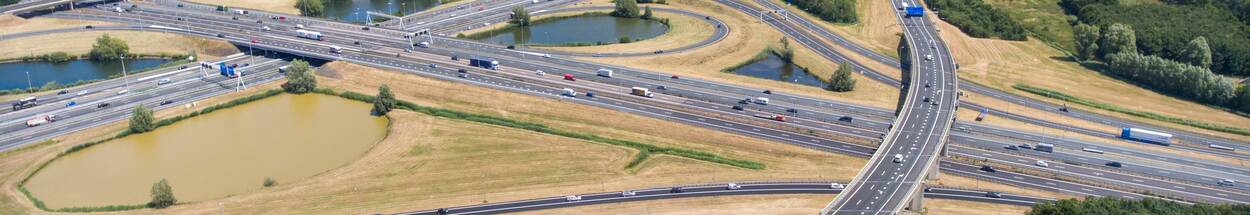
[24,93,389,209]
[731,53,827,88]
[324,0,441,24]
[0,59,168,91]
[470,14,669,46]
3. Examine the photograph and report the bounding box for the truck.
[899,2,909,10]
[11,97,37,111]
[469,57,499,70]
[905,6,924,17]
[755,113,786,122]
[1210,144,1236,151]
[1081,147,1105,154]
[562,88,577,97]
[1035,143,1054,153]
[597,68,613,77]
[975,108,988,121]
[754,97,770,105]
[296,29,323,41]
[1120,128,1173,145]
[630,87,654,98]
[25,115,55,127]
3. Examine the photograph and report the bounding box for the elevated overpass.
[822,0,959,214]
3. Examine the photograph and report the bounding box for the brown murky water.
[25,94,388,209]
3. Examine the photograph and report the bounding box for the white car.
[1035,160,1049,167]
[727,183,741,190]
[565,195,581,201]
[535,70,545,76]
[892,154,904,163]
[830,183,844,189]
[543,54,552,58]
[117,89,128,95]
[621,190,636,197]
[925,54,933,61]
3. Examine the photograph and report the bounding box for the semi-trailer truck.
[25,115,55,127]
[469,57,499,70]
[631,87,654,98]
[1035,143,1054,153]
[296,29,323,41]
[905,6,924,17]
[1120,128,1172,145]
[754,114,786,122]
[597,68,613,77]
[975,108,988,121]
[11,97,37,111]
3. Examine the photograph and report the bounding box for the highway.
[394,182,1049,215]
[823,0,959,213]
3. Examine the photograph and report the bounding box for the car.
[654,50,664,54]
[925,54,933,61]
[451,55,460,61]
[157,78,171,85]
[256,20,263,24]
[295,24,304,29]
[1218,179,1236,186]
[435,208,449,215]
[232,17,239,20]
[57,90,68,95]
[671,75,679,79]
[428,63,437,68]
[727,183,741,190]
[738,99,750,104]
[985,192,1004,198]
[892,154,904,163]
[84,25,93,29]
[457,68,467,73]
[543,54,552,58]
[1019,144,1034,150]
[670,187,684,193]
[732,105,744,111]
[980,165,996,172]
[621,190,637,196]
[65,101,76,107]
[117,89,128,95]
[924,83,931,88]
[830,183,844,189]
[1106,161,1123,168]
[565,195,581,201]
[763,90,772,94]
[931,101,938,106]
[1004,145,1019,150]
[404,48,412,53]
[361,26,370,31]
[76,91,89,96]
[251,38,259,43]
[534,70,545,76]
[506,45,515,49]
[1036,160,1049,167]
[657,86,668,90]
[923,97,931,102]
[838,116,853,122]
[160,100,174,106]
[96,103,110,108]
[786,108,798,113]
[353,41,361,45]
[585,92,595,97]
[177,17,184,21]
[216,34,225,38]
[177,4,184,7]
[592,53,605,57]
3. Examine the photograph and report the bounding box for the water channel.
[730,53,827,88]
[24,93,389,209]
[324,0,442,24]
[470,14,669,46]
[0,59,168,91]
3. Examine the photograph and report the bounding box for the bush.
[925,0,1028,41]
[263,177,276,187]
[619,36,633,43]
[641,6,653,19]
[147,179,176,209]
[789,0,858,23]
[826,63,856,92]
[1028,196,1250,214]
[43,52,74,63]
[129,105,156,134]
[88,34,129,61]
[371,85,395,116]
[0,0,18,6]
[282,59,317,93]
[295,0,324,17]
[612,0,640,18]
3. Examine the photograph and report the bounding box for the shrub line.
[1012,84,1250,136]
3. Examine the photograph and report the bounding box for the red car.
[563,74,576,81]
[250,38,258,43]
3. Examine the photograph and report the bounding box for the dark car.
[985,192,1004,198]
[980,165,996,173]
[353,41,361,45]
[732,105,744,111]
[451,55,460,61]
[786,108,798,113]
[763,90,772,94]
[1018,144,1033,150]
[1004,145,1019,150]
[435,208,449,215]
[1106,162,1123,168]
[361,26,370,31]
[923,97,931,102]
[586,92,595,97]
[657,86,668,90]
[506,45,516,49]
[232,17,238,20]
[670,187,684,193]
[57,90,68,95]
[670,75,679,79]
[256,20,263,24]
[96,103,110,108]
[654,50,664,54]
[159,100,174,106]
[84,25,93,29]
[216,34,225,38]
[738,99,749,104]
[838,116,853,122]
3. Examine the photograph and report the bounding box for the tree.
[148,179,177,209]
[1178,36,1213,69]
[129,105,156,134]
[511,6,531,26]
[790,0,858,23]
[1106,52,1235,105]
[827,63,857,92]
[1073,23,1101,60]
[641,6,654,19]
[1098,23,1136,59]
[611,0,640,18]
[89,34,129,61]
[263,177,277,187]
[371,85,396,116]
[282,59,317,93]
[776,37,795,63]
[295,0,325,17]
[1234,84,1250,113]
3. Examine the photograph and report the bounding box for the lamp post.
[24,71,32,93]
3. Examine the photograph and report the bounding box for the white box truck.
[754,97,770,105]
[1120,128,1173,145]
[631,87,654,98]
[597,68,613,77]
[25,115,55,127]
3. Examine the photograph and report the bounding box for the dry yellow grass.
[929,175,1074,200]
[0,15,111,35]
[512,194,835,215]
[560,0,899,110]
[927,15,1250,139]
[183,0,300,14]
[922,199,1031,215]
[766,0,902,60]
[0,31,239,60]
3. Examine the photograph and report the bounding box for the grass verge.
[1013,84,1250,137]
[313,88,765,170]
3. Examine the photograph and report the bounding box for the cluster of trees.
[129,105,156,134]
[295,0,325,17]
[788,0,858,24]
[1075,3,1250,76]
[371,85,396,116]
[826,63,856,92]
[511,6,531,26]
[925,0,1027,41]
[0,0,18,6]
[148,179,176,209]
[89,34,129,61]
[282,60,318,93]
[1028,196,1250,215]
[612,0,641,18]
[1162,0,1250,26]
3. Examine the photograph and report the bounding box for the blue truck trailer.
[905,6,924,17]
[469,57,499,70]
[1120,127,1173,146]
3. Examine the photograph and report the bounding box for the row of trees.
[296,0,325,17]
[1076,3,1250,76]
[925,0,1027,41]
[789,0,858,24]
[1028,196,1250,215]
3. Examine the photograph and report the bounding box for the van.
[754,97,770,105]
[892,154,903,163]
[1036,160,1049,167]
[727,183,741,190]
[1218,179,1236,186]
[565,195,581,201]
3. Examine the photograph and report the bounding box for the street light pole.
[24,71,32,93]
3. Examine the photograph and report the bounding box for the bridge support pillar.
[908,185,925,212]
[927,157,941,179]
